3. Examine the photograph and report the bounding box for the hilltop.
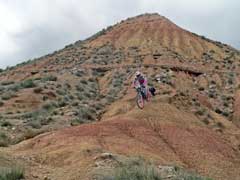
[0,13,240,180]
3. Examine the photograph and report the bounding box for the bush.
[8,84,21,92]
[79,107,95,120]
[0,167,24,180]
[80,79,88,84]
[58,99,68,107]
[42,102,56,111]
[1,92,15,100]
[0,101,4,107]
[198,87,205,91]
[70,118,86,126]
[13,129,44,144]
[1,121,12,127]
[216,122,225,128]
[113,158,162,180]
[1,81,15,86]
[71,101,79,107]
[22,111,40,119]
[33,87,43,94]
[28,120,42,129]
[76,85,84,92]
[56,89,66,96]
[0,132,10,147]
[21,79,36,88]
[0,86,5,92]
[40,117,53,126]
[42,75,58,82]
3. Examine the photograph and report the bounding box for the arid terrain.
[1,13,240,180]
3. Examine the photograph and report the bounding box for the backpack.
[149,87,156,96]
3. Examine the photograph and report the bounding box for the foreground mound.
[8,98,240,180]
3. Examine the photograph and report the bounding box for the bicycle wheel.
[146,90,151,102]
[137,92,144,109]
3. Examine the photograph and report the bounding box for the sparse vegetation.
[33,87,43,94]
[113,158,161,180]
[0,132,10,147]
[20,79,36,88]
[1,92,15,101]
[0,167,24,180]
[1,121,12,127]
[107,157,212,180]
[1,81,15,86]
[0,101,4,107]
[42,75,58,82]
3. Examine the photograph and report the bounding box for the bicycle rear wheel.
[146,90,151,102]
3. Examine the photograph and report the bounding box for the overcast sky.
[0,0,239,69]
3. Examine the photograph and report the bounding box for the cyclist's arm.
[132,78,138,89]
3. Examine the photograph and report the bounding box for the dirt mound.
[10,99,240,180]
[89,13,231,60]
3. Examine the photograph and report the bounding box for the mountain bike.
[136,86,151,109]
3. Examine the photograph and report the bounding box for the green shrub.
[70,118,86,126]
[58,99,68,107]
[76,106,95,122]
[42,75,58,82]
[0,167,24,180]
[20,79,36,88]
[56,89,66,96]
[198,87,205,91]
[1,92,15,100]
[1,81,15,86]
[80,79,88,84]
[71,101,79,107]
[28,120,42,129]
[0,86,5,92]
[42,102,56,111]
[177,172,213,180]
[8,84,21,92]
[0,132,10,147]
[33,87,43,94]
[93,103,103,111]
[216,122,225,128]
[106,95,115,104]
[113,158,162,180]
[42,96,48,101]
[40,117,53,126]
[1,121,12,127]
[22,111,40,119]
[195,109,205,116]
[88,77,96,82]
[76,85,84,91]
[19,129,42,141]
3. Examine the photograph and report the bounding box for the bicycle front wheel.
[137,93,144,109]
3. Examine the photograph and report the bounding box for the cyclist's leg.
[141,85,147,98]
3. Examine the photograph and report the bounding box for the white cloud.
[0,0,239,68]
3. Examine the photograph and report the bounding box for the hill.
[0,13,240,180]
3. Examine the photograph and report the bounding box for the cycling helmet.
[136,71,141,76]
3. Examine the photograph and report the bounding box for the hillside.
[1,13,240,180]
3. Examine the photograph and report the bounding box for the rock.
[44,176,51,180]
[158,166,177,178]
[95,152,114,160]
[65,111,78,116]
[32,174,39,178]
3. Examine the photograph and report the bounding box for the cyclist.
[133,71,148,98]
